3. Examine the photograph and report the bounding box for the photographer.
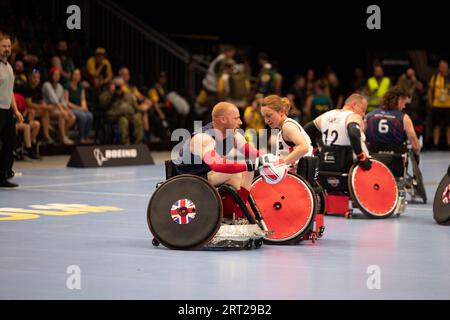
[99,77,144,145]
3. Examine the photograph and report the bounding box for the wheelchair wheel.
[147,174,223,250]
[433,169,450,225]
[349,160,398,219]
[250,172,316,244]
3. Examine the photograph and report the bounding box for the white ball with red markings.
[259,163,288,185]
[443,185,450,204]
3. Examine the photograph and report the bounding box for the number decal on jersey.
[324,129,339,146]
[378,119,389,134]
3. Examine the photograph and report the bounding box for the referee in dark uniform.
[0,32,24,188]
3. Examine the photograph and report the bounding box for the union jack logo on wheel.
[171,199,197,225]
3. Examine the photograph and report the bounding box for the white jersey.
[317,110,355,146]
[276,118,313,164]
[318,109,369,155]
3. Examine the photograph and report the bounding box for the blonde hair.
[262,95,291,114]
[212,101,236,119]
[345,93,367,106]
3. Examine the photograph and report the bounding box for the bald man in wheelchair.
[173,101,278,219]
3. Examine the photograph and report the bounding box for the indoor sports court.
[0,151,448,300]
[1,0,450,303]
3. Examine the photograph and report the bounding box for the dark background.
[112,0,449,83]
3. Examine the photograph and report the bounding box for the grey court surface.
[0,152,449,300]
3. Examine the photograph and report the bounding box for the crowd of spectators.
[196,46,449,151]
[9,34,193,160]
[5,27,450,162]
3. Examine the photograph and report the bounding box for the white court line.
[407,207,432,212]
[19,188,150,197]
[18,177,165,189]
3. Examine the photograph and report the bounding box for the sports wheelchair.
[147,160,269,250]
[250,156,326,244]
[147,156,325,250]
[433,164,450,225]
[367,142,427,204]
[317,145,405,219]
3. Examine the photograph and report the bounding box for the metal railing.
[49,0,206,98]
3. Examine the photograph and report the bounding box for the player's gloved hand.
[246,154,279,171]
[357,152,372,171]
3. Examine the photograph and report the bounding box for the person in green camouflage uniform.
[99,77,144,144]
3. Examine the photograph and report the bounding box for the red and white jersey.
[276,118,313,165]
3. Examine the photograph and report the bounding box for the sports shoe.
[0,180,18,188]
[62,136,75,145]
[25,147,40,160]
[43,136,55,145]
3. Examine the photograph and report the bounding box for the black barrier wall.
[67,145,155,168]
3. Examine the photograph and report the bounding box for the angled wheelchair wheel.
[147,174,223,250]
[433,170,450,225]
[349,160,398,219]
[410,152,427,204]
[250,172,316,244]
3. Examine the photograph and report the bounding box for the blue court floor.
[0,152,449,300]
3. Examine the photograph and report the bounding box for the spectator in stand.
[327,71,345,109]
[42,67,76,145]
[272,60,284,96]
[99,77,144,145]
[85,47,113,89]
[427,60,450,150]
[119,67,153,141]
[13,60,27,94]
[148,71,176,141]
[24,69,53,144]
[10,38,39,71]
[367,65,391,112]
[202,45,236,102]
[397,67,425,141]
[14,64,40,159]
[305,68,316,97]
[243,93,265,147]
[51,40,76,86]
[254,52,278,96]
[349,67,367,95]
[286,75,306,123]
[304,80,334,122]
[64,68,94,144]
[15,103,40,160]
[217,59,251,114]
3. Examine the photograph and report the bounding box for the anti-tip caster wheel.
[318,226,325,238]
[254,239,263,249]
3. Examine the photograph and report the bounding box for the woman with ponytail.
[260,95,313,168]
